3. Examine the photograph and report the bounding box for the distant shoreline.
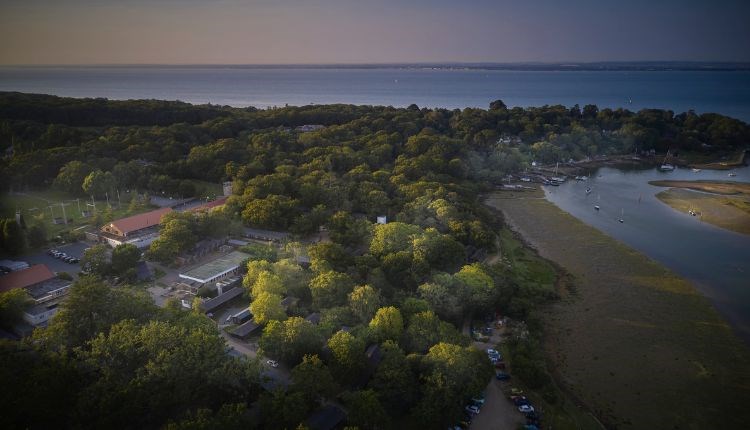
[3,61,750,72]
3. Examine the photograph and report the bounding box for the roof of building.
[231,319,261,338]
[281,296,300,309]
[179,251,250,284]
[227,239,250,247]
[305,312,321,325]
[365,343,383,367]
[105,207,172,235]
[24,302,60,317]
[243,228,290,241]
[306,405,346,430]
[0,264,56,293]
[199,286,244,313]
[189,196,228,212]
[0,260,30,271]
[25,278,71,301]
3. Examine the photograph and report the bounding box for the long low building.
[99,207,172,248]
[178,251,250,288]
[199,286,244,313]
[0,264,71,326]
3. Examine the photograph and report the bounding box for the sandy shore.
[485,190,750,429]
[649,180,750,235]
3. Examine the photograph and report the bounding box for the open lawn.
[0,189,149,246]
[485,189,750,429]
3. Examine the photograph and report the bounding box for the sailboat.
[659,150,675,172]
[618,208,624,223]
[549,162,565,184]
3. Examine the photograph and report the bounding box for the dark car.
[495,372,511,381]
[524,411,541,420]
[513,396,531,406]
[495,361,506,369]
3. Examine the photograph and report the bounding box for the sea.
[0,66,749,122]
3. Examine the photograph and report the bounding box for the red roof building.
[0,264,56,293]
[101,207,172,238]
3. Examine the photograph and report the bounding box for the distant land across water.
[1,63,749,122]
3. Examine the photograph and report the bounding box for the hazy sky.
[1,0,749,65]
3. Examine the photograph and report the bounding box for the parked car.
[512,396,530,406]
[524,411,541,421]
[471,397,485,406]
[495,361,506,369]
[71,258,80,263]
[523,425,539,430]
[486,348,499,356]
[464,405,480,415]
[510,387,524,396]
[496,372,511,381]
[518,405,535,413]
[266,360,279,368]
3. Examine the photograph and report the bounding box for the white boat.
[659,150,675,171]
[692,168,702,173]
[594,205,600,211]
[618,208,624,223]
[585,187,592,194]
[728,173,737,177]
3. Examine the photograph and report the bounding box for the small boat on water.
[618,208,624,223]
[728,173,737,177]
[659,150,675,172]
[692,168,702,173]
[575,175,588,181]
[594,205,600,211]
[585,187,592,194]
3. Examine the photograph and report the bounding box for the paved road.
[470,379,524,430]
[467,321,526,430]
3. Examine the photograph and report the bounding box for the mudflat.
[649,180,750,235]
[485,190,750,429]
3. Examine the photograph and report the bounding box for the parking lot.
[24,242,90,276]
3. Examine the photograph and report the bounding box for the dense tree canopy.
[3,93,748,429]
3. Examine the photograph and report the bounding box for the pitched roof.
[0,264,56,293]
[189,196,228,212]
[105,207,172,235]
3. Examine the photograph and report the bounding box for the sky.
[1,0,749,65]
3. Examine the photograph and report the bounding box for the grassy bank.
[485,189,750,429]
[649,180,750,235]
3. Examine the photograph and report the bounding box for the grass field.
[486,188,750,429]
[0,189,145,245]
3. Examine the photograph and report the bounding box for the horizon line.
[2,60,750,68]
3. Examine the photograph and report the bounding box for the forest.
[0,92,748,429]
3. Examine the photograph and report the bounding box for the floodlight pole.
[60,202,69,225]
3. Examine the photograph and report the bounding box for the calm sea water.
[1,67,749,122]
[544,166,750,342]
